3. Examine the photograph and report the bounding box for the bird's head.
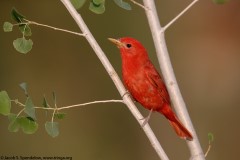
[108,37,149,61]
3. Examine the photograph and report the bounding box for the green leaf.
[113,0,132,10]
[8,115,38,134]
[13,37,33,54]
[54,113,66,120]
[11,8,25,23]
[3,22,13,32]
[70,0,87,9]
[0,91,11,116]
[42,95,49,108]
[19,116,38,134]
[45,122,59,138]
[52,91,57,107]
[11,8,32,36]
[89,0,105,14]
[19,82,28,96]
[19,24,32,36]
[93,0,105,4]
[8,114,20,132]
[24,97,36,120]
[212,0,228,4]
[208,132,214,142]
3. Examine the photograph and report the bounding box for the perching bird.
[109,37,193,141]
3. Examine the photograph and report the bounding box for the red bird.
[109,37,193,141]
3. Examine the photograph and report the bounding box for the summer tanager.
[109,37,193,141]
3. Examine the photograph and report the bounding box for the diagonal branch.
[142,0,205,160]
[60,0,169,159]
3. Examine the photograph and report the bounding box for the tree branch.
[163,0,199,31]
[17,19,86,37]
[130,0,149,10]
[13,99,124,118]
[58,99,124,110]
[60,0,169,159]
[142,0,205,159]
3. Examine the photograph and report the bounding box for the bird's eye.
[126,43,132,48]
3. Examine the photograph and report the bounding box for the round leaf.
[3,22,13,32]
[13,37,33,54]
[19,117,38,134]
[0,91,11,116]
[45,121,59,138]
[19,24,32,36]
[113,0,132,10]
[93,0,105,5]
[19,82,28,96]
[208,132,214,142]
[54,113,66,120]
[8,114,20,132]
[89,1,105,14]
[70,0,87,9]
[24,97,36,120]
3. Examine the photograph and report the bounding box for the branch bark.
[60,0,169,159]
[142,0,205,159]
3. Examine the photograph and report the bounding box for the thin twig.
[18,19,86,37]
[163,0,199,31]
[130,0,149,10]
[142,0,205,159]
[58,99,124,110]
[16,108,25,118]
[15,99,124,111]
[12,99,25,107]
[205,133,213,157]
[204,143,211,157]
[60,0,169,159]
[34,106,53,110]
[51,108,57,122]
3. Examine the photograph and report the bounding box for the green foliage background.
[1,0,240,159]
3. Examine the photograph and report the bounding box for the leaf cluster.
[3,1,133,53]
[0,83,66,138]
[3,8,33,54]
[71,0,131,14]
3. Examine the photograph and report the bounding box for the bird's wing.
[144,62,170,104]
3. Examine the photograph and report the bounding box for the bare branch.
[204,143,211,157]
[16,108,25,118]
[51,108,57,122]
[205,133,214,157]
[15,99,124,111]
[163,0,199,31]
[18,19,86,37]
[142,0,205,159]
[130,0,149,10]
[58,99,124,110]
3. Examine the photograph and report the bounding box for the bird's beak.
[108,38,124,48]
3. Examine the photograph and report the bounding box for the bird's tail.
[158,104,193,141]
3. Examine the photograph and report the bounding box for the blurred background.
[1,0,240,159]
